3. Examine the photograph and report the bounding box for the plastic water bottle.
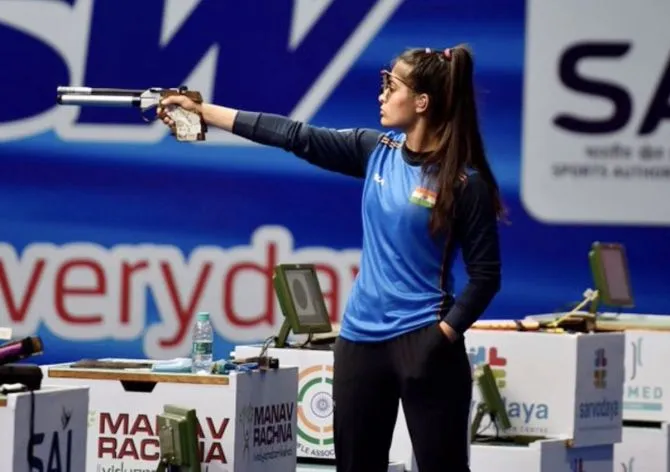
[191,312,213,374]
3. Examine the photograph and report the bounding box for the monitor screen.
[284,267,330,327]
[600,246,632,304]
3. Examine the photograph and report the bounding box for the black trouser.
[333,322,472,472]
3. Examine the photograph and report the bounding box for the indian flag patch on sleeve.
[409,187,436,208]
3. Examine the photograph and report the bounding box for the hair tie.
[425,48,432,54]
[444,48,452,60]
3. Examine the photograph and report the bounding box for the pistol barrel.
[57,94,141,107]
[56,86,145,96]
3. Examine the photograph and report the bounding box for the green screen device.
[155,405,201,472]
[273,263,332,348]
[588,242,634,313]
[471,363,512,443]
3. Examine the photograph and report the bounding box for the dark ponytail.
[397,45,506,237]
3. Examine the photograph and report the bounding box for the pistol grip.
[165,107,207,142]
[162,88,207,142]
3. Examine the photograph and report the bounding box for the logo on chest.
[409,187,436,208]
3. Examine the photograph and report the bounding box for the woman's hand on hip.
[438,321,458,343]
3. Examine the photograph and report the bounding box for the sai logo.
[29,406,74,472]
[594,348,608,389]
[468,346,507,389]
[298,365,335,449]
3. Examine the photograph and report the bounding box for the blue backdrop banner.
[0,0,667,364]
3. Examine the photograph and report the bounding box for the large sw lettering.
[0,0,400,138]
[28,429,73,472]
[81,0,379,125]
[554,42,670,135]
